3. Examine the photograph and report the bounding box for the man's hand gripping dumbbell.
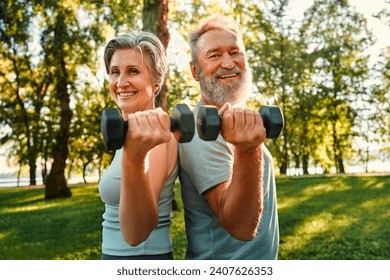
[101,103,195,150]
[196,104,284,141]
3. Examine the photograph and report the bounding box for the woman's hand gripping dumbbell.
[101,104,195,150]
[196,104,284,141]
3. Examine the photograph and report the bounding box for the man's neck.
[200,95,246,109]
[200,95,221,109]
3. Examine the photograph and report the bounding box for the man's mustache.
[214,67,242,78]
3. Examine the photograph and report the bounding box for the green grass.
[277,175,390,259]
[0,184,103,260]
[0,175,389,260]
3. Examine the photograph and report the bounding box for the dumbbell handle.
[121,116,184,133]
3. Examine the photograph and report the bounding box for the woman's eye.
[129,69,139,74]
[110,69,119,75]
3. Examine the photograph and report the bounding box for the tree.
[0,0,51,185]
[68,79,114,183]
[42,6,73,198]
[300,0,373,173]
[372,1,390,160]
[243,0,301,174]
[142,0,170,111]
[35,0,121,198]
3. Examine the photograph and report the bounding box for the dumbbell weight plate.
[259,105,284,139]
[196,105,221,141]
[170,103,195,143]
[101,108,127,150]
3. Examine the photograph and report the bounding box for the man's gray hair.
[188,14,243,62]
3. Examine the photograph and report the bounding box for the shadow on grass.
[277,175,390,259]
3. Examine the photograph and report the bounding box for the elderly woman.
[99,31,177,260]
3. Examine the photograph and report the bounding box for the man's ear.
[190,61,200,81]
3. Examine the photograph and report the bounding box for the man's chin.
[202,93,245,107]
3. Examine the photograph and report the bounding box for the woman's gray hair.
[104,31,168,94]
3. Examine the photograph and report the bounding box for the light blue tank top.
[99,148,177,256]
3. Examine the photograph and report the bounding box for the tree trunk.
[17,166,22,187]
[83,161,90,184]
[45,88,72,198]
[41,159,48,184]
[142,0,170,111]
[337,156,345,174]
[44,11,72,199]
[302,153,309,175]
[41,144,49,184]
[279,152,288,175]
[15,80,37,186]
[302,124,309,175]
[29,160,37,185]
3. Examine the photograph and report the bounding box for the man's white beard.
[198,66,252,107]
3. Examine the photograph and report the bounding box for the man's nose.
[221,53,235,69]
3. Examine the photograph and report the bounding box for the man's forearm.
[219,145,263,240]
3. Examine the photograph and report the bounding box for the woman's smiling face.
[108,48,158,117]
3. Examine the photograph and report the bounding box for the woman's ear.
[153,85,160,94]
[190,61,200,81]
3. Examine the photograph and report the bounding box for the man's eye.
[209,54,220,59]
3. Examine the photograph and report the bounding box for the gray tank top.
[99,148,177,256]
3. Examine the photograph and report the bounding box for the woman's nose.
[116,74,129,87]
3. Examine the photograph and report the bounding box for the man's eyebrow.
[205,48,220,55]
[204,46,241,55]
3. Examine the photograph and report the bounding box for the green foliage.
[0,0,142,188]
[0,0,51,184]
[368,49,390,156]
[68,79,114,181]
[299,0,373,173]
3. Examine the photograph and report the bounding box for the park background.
[0,0,389,260]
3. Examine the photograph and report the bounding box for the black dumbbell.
[101,104,195,150]
[196,105,284,141]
